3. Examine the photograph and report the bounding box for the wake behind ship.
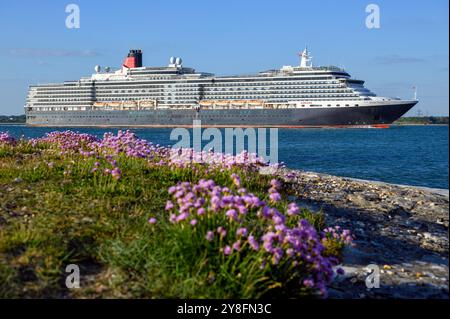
[25,48,417,127]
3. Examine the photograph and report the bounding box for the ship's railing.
[309,66,345,72]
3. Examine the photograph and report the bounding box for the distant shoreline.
[393,123,449,126]
[394,116,449,125]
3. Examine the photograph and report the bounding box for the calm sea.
[1,124,448,190]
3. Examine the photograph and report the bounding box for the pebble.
[273,167,449,299]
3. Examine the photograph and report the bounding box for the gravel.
[268,168,449,299]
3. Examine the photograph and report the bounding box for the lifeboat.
[107,102,121,108]
[231,100,246,107]
[93,102,107,109]
[216,101,230,107]
[122,101,137,108]
[247,100,264,106]
[139,100,156,108]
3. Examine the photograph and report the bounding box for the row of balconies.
[92,86,351,94]
[65,79,342,88]
[91,83,339,91]
[28,91,363,106]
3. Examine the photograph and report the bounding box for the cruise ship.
[25,48,417,127]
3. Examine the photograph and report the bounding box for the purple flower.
[176,212,189,222]
[206,231,214,242]
[272,212,286,225]
[174,190,184,199]
[287,203,300,216]
[270,179,281,190]
[232,241,241,252]
[223,245,232,255]
[190,219,198,226]
[236,227,248,237]
[286,172,296,179]
[231,173,241,187]
[272,248,283,265]
[0,132,17,145]
[248,236,260,251]
[148,217,157,224]
[217,227,227,238]
[286,248,294,257]
[269,192,282,203]
[168,186,177,194]
[165,201,174,211]
[225,209,238,220]
[194,198,205,208]
[261,206,272,219]
[237,205,248,215]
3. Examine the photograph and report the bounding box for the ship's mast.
[299,47,313,68]
[412,85,418,100]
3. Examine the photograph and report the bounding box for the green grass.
[0,141,336,298]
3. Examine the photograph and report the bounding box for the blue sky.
[0,0,448,115]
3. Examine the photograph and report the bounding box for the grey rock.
[270,167,449,299]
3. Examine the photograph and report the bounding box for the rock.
[423,232,438,242]
[364,192,380,201]
[347,194,367,206]
[272,167,449,299]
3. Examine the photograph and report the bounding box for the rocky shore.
[268,168,449,299]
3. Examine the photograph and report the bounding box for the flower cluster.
[30,131,99,155]
[268,178,282,203]
[321,226,354,246]
[160,176,350,297]
[27,130,282,180]
[90,130,169,160]
[0,132,17,145]
[168,148,273,172]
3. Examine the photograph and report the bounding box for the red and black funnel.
[123,49,142,68]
